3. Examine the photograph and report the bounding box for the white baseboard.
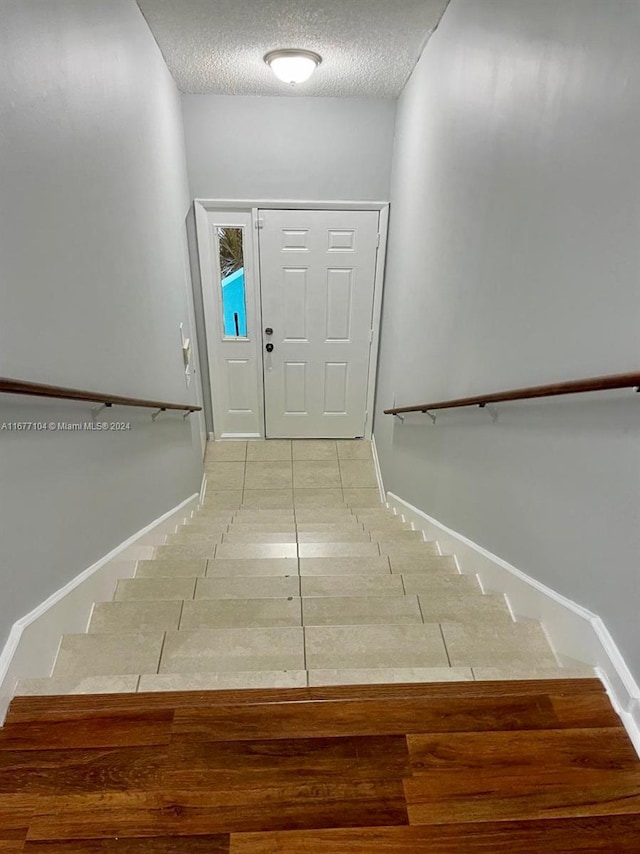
[220,433,263,440]
[0,484,203,723]
[370,435,385,503]
[386,491,640,756]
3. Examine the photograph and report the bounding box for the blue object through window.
[217,226,247,337]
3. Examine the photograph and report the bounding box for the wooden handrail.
[384,371,640,416]
[0,377,202,413]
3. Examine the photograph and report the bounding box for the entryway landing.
[203,439,380,509]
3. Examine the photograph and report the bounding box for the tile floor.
[16,439,594,696]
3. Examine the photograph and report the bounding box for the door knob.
[265,327,273,335]
[265,343,274,353]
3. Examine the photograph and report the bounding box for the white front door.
[259,209,380,438]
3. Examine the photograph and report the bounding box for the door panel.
[259,209,379,438]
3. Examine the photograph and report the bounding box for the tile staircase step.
[301,575,405,597]
[294,510,356,521]
[233,509,297,517]
[305,624,450,670]
[294,521,363,531]
[360,521,413,532]
[378,541,440,557]
[187,512,235,520]
[292,488,346,504]
[135,559,208,578]
[154,544,217,560]
[296,531,372,542]
[219,530,374,543]
[180,597,302,629]
[15,675,140,696]
[441,621,560,668]
[366,530,425,542]
[389,555,457,574]
[298,543,381,559]
[52,632,165,677]
[221,532,299,543]
[308,667,474,686]
[417,592,513,623]
[401,573,481,594]
[472,665,596,680]
[166,532,225,545]
[196,576,300,600]
[302,595,423,626]
[241,493,295,509]
[222,523,298,532]
[190,510,231,518]
[215,543,298,560]
[205,558,298,577]
[159,627,305,673]
[89,601,182,633]
[174,526,230,538]
[115,577,196,602]
[138,670,307,692]
[298,557,391,576]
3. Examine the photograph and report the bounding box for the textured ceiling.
[136,0,450,97]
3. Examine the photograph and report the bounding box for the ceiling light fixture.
[264,49,322,85]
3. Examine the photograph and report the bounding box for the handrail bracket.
[423,410,437,424]
[151,407,167,422]
[91,402,112,422]
[394,413,405,424]
[479,403,499,423]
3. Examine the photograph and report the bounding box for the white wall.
[182,95,396,201]
[374,0,640,678]
[0,0,203,649]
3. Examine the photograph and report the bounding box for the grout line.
[156,631,168,675]
[177,599,186,630]
[416,593,425,624]
[135,675,141,693]
[438,623,453,668]
[302,625,308,672]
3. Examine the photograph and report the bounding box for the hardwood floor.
[1,679,639,851]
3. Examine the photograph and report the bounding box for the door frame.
[194,199,389,440]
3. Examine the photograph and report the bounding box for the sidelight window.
[217,226,247,337]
